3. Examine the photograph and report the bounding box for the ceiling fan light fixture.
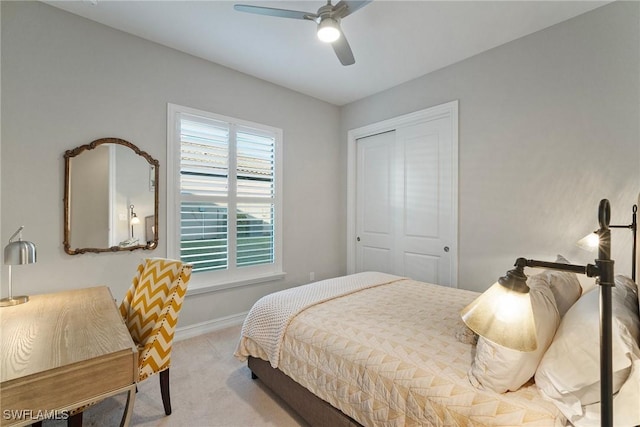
[317,18,340,43]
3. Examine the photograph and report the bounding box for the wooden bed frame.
[248,197,640,427]
[248,356,362,426]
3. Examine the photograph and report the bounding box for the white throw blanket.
[234,272,404,368]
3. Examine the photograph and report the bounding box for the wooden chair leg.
[160,369,171,415]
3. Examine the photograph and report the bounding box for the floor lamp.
[461,199,615,427]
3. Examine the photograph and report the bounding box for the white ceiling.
[44,0,609,106]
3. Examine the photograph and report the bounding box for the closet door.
[355,115,455,286]
[355,131,396,275]
[395,118,454,286]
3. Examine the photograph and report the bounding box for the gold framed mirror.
[63,138,159,255]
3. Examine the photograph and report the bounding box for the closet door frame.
[346,100,459,286]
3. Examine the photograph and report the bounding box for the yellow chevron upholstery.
[120,258,192,381]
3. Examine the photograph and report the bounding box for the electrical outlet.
[309,272,315,282]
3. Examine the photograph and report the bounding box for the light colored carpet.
[46,325,307,427]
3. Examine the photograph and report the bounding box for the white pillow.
[469,276,560,393]
[535,275,640,427]
[544,255,582,317]
[577,274,597,294]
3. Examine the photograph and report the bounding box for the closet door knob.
[443,246,450,252]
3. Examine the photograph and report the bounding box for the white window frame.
[167,103,284,294]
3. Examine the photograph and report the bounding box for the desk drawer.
[1,349,135,426]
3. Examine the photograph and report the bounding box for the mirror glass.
[64,138,159,254]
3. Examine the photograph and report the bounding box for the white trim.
[166,103,181,260]
[228,123,239,268]
[346,100,459,286]
[174,311,247,342]
[186,271,286,296]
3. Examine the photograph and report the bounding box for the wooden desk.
[0,286,137,427]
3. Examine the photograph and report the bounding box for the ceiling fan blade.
[332,33,355,66]
[334,0,372,19]
[234,4,316,20]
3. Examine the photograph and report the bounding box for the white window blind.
[180,117,229,197]
[237,127,275,198]
[168,104,282,287]
[180,201,228,272]
[237,203,274,267]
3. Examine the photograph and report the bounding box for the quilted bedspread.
[235,271,404,368]
[239,277,566,426]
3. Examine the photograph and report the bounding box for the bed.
[235,199,640,427]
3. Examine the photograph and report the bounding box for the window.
[167,104,283,291]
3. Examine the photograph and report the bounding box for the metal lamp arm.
[514,257,597,276]
[609,204,637,281]
[8,226,24,243]
[609,204,637,230]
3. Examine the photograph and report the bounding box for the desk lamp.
[1,226,37,307]
[461,199,615,427]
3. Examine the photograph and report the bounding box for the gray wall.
[340,1,640,292]
[1,3,3,251]
[1,1,342,328]
[1,1,639,329]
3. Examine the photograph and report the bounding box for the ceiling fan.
[234,0,372,66]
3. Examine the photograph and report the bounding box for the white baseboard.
[175,311,247,342]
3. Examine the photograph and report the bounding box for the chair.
[119,258,192,415]
[62,258,191,426]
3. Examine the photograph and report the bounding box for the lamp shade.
[4,239,36,265]
[576,232,599,251]
[461,281,537,351]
